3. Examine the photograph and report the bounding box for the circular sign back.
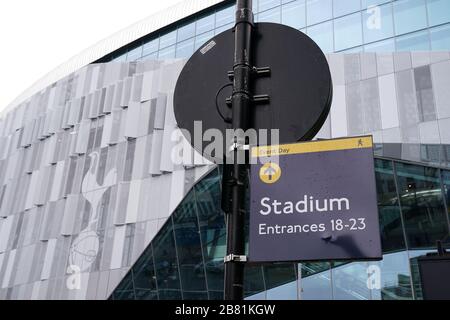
[174,22,332,162]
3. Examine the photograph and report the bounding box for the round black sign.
[174,22,332,162]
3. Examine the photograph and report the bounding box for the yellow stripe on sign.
[251,136,373,158]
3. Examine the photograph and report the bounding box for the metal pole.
[223,0,254,301]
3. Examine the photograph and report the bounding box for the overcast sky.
[0,0,183,111]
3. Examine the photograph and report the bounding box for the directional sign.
[249,136,382,262]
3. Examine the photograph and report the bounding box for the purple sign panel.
[249,136,382,262]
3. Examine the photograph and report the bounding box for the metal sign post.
[223,0,254,301]
[173,0,333,301]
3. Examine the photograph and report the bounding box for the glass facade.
[110,158,450,300]
[108,0,450,63]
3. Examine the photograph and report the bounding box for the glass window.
[126,46,143,61]
[195,30,215,50]
[196,14,215,35]
[333,0,360,17]
[362,0,391,9]
[363,3,394,44]
[111,271,135,300]
[172,192,207,292]
[258,6,281,23]
[306,0,332,25]
[266,280,298,300]
[307,20,334,52]
[377,251,414,300]
[263,264,296,291]
[440,169,450,225]
[430,24,450,50]
[375,159,407,252]
[364,38,395,52]
[216,5,235,27]
[158,45,176,59]
[259,0,281,12]
[334,12,363,51]
[215,22,234,35]
[393,0,428,35]
[113,53,127,62]
[176,38,195,58]
[141,52,157,60]
[282,0,306,29]
[152,220,182,297]
[177,22,196,42]
[195,169,226,293]
[142,38,159,56]
[414,66,436,122]
[300,262,333,300]
[244,266,266,297]
[396,30,430,51]
[331,262,372,300]
[395,162,449,249]
[159,30,177,49]
[427,0,450,27]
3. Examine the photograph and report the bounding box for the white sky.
[0,0,183,111]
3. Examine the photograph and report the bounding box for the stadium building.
[0,0,450,299]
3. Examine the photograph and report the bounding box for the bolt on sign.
[249,136,382,262]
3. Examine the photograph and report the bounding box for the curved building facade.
[0,0,450,300]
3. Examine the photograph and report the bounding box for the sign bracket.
[224,254,248,263]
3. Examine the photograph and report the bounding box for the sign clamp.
[224,254,248,263]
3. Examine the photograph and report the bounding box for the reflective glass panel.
[364,38,395,52]
[395,162,448,249]
[132,246,157,292]
[195,30,215,50]
[331,262,372,300]
[393,0,428,35]
[244,266,266,297]
[362,0,391,8]
[172,192,207,292]
[258,6,281,23]
[263,264,297,291]
[195,169,226,293]
[177,22,196,42]
[126,47,143,61]
[282,0,306,29]
[396,30,430,51]
[300,262,332,300]
[259,0,281,12]
[158,45,176,59]
[307,20,334,52]
[426,0,450,26]
[175,38,195,58]
[377,251,414,300]
[196,14,215,35]
[375,159,406,252]
[159,30,177,49]
[306,0,333,25]
[216,5,235,27]
[333,0,361,17]
[334,12,363,51]
[430,24,450,50]
[152,220,182,298]
[363,3,394,43]
[440,169,450,227]
[142,38,159,56]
